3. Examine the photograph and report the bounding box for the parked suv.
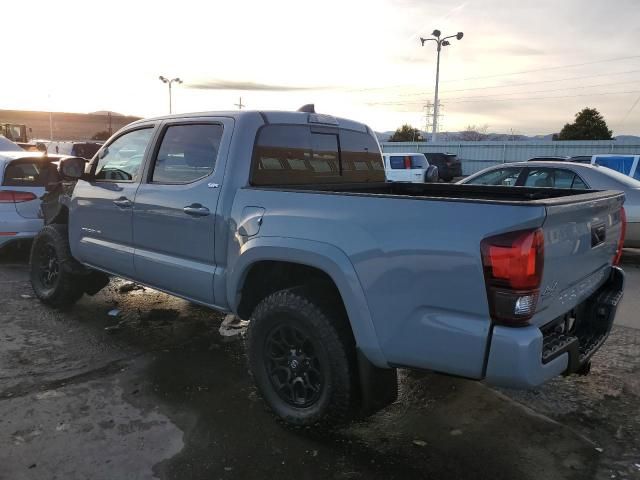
[423,152,462,181]
[30,108,625,426]
[382,153,438,183]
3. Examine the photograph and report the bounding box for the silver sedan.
[459,161,640,248]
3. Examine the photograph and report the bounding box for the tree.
[554,108,612,140]
[389,124,422,142]
[91,130,111,141]
[459,124,489,141]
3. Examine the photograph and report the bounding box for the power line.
[441,55,640,83]
[367,89,640,107]
[439,78,640,102]
[344,55,640,93]
[446,89,640,104]
[395,69,640,97]
[617,94,640,130]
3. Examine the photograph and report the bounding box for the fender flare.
[227,236,388,367]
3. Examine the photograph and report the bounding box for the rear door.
[70,126,156,277]
[386,155,413,182]
[131,118,230,304]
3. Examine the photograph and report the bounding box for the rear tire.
[247,288,358,426]
[30,224,85,308]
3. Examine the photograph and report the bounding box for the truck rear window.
[251,125,384,185]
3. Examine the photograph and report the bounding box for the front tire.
[30,224,85,308]
[247,289,358,426]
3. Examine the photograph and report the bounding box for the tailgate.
[532,191,625,326]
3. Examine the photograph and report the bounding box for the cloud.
[187,79,325,91]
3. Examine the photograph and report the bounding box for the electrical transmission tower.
[424,101,444,141]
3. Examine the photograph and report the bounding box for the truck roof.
[129,110,370,133]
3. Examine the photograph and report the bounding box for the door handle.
[183,204,210,217]
[113,197,133,208]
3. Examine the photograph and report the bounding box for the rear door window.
[411,155,426,169]
[524,168,588,189]
[389,156,405,169]
[151,124,223,184]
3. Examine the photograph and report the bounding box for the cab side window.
[151,124,223,183]
[94,128,154,182]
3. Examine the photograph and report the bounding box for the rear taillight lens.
[481,228,544,326]
[613,207,626,266]
[0,191,37,203]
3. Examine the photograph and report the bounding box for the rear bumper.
[484,266,624,388]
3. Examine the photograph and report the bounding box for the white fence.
[380,140,640,175]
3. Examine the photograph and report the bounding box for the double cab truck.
[30,107,625,425]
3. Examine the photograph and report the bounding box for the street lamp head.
[159,75,168,83]
[442,40,451,46]
[432,29,441,38]
[173,78,183,84]
[456,32,464,40]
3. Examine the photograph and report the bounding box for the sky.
[2,0,640,135]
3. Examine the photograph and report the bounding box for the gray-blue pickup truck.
[30,107,625,425]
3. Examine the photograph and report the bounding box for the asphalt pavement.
[0,249,639,480]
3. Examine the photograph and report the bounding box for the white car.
[382,153,438,183]
[0,152,80,250]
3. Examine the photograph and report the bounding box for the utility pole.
[158,76,182,114]
[420,29,464,142]
[234,97,245,110]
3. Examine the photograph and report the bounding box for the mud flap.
[357,350,398,417]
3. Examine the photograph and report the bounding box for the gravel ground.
[0,248,639,479]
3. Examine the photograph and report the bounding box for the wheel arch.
[228,237,387,367]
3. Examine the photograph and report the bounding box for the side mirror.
[60,157,88,180]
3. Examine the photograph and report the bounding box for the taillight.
[613,207,626,266]
[481,228,544,326]
[0,191,37,203]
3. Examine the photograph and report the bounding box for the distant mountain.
[376,130,640,142]
[89,111,125,117]
[615,135,640,142]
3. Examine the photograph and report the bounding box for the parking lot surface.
[1,249,639,480]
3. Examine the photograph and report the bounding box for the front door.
[69,127,156,277]
[132,120,228,304]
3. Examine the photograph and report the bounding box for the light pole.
[420,29,463,142]
[158,76,182,114]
